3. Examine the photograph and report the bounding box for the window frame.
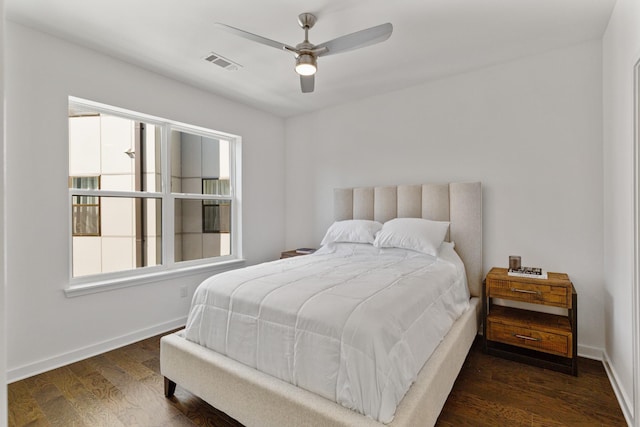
[66,97,243,295]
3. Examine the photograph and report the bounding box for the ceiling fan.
[215,13,393,93]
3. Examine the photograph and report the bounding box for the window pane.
[175,198,231,262]
[72,205,100,235]
[73,195,99,205]
[69,112,162,192]
[203,201,231,233]
[72,197,162,278]
[70,176,99,190]
[71,176,101,236]
[203,178,230,197]
[170,130,230,195]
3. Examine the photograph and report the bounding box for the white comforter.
[184,242,470,423]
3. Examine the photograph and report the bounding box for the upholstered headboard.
[333,182,482,297]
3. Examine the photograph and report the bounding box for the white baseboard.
[7,316,187,383]
[602,350,634,427]
[577,343,604,360]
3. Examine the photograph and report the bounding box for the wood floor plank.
[68,359,153,426]
[11,419,51,427]
[66,359,120,402]
[120,344,158,364]
[170,392,239,427]
[25,370,86,427]
[34,395,87,427]
[22,374,87,427]
[7,381,48,427]
[142,356,161,375]
[104,347,156,381]
[8,332,627,427]
[437,340,627,426]
[110,357,170,414]
[89,353,183,425]
[438,389,533,426]
[45,366,126,427]
[168,412,201,427]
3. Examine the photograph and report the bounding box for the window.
[202,179,231,234]
[70,176,101,236]
[68,98,240,280]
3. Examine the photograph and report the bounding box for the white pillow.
[373,218,450,256]
[320,220,383,246]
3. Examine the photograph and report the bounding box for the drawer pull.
[510,287,541,295]
[514,334,540,341]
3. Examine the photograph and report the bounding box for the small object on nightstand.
[280,249,316,259]
[482,267,578,376]
[509,255,521,270]
[507,256,548,279]
[507,266,548,280]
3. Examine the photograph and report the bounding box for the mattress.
[183,242,470,423]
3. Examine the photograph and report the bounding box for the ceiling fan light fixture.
[295,54,317,76]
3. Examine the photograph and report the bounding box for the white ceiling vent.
[204,52,241,71]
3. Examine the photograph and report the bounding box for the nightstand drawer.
[487,278,571,308]
[487,321,571,357]
[486,306,573,357]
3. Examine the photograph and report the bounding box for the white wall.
[285,41,604,354]
[0,0,6,424]
[603,0,640,423]
[5,22,285,380]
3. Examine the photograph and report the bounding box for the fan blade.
[215,23,296,52]
[316,23,392,57]
[300,75,315,93]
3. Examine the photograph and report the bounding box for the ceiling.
[5,0,616,118]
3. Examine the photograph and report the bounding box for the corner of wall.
[603,349,635,426]
[0,0,6,423]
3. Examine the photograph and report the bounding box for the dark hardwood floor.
[437,341,627,426]
[8,333,627,426]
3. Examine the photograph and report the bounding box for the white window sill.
[64,259,246,298]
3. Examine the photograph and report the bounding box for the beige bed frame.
[161,182,482,426]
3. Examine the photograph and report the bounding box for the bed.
[161,182,482,426]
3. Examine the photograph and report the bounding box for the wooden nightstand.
[482,267,578,375]
[280,249,315,259]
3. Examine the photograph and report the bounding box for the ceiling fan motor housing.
[298,13,317,29]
